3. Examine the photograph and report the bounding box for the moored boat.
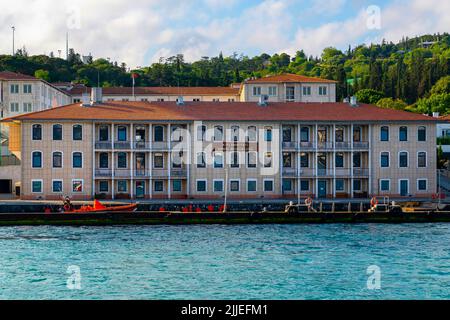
[65,200,137,214]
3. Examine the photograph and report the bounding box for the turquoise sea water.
[0,224,449,300]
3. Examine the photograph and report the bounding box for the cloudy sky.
[0,0,448,68]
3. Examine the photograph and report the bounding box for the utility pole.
[11,26,15,55]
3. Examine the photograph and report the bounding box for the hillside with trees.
[1,33,449,114]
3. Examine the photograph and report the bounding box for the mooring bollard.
[332,202,335,213]
[319,202,323,213]
[348,202,352,212]
[360,202,364,213]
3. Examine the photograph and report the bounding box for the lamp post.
[223,167,228,213]
[11,26,15,56]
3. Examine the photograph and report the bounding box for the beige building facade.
[3,100,438,201]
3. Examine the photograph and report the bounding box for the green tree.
[355,89,385,104]
[34,69,50,81]
[416,93,450,115]
[376,97,407,110]
[431,75,450,95]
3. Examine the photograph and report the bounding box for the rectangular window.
[99,181,109,193]
[197,152,206,168]
[197,180,207,192]
[319,86,327,96]
[231,152,239,168]
[213,153,223,168]
[230,180,240,192]
[197,125,206,141]
[10,84,19,94]
[32,180,42,193]
[302,86,311,96]
[268,86,277,96]
[353,153,361,168]
[252,86,261,96]
[73,152,82,168]
[153,153,164,169]
[264,127,272,142]
[353,179,361,191]
[283,152,292,168]
[52,180,63,193]
[23,103,32,112]
[154,180,164,192]
[213,180,224,192]
[72,180,83,193]
[173,180,182,192]
[117,180,127,193]
[418,152,427,168]
[23,84,32,94]
[336,179,344,192]
[380,152,390,168]
[300,180,310,191]
[418,179,427,191]
[380,180,390,192]
[10,103,19,112]
[286,86,295,101]
[247,180,257,192]
[264,180,274,192]
[283,179,292,192]
[399,152,408,168]
[335,153,344,168]
[264,152,272,168]
[300,153,309,168]
[247,152,257,168]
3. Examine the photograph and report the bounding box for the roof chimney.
[349,96,358,107]
[433,112,440,118]
[176,96,185,106]
[90,87,103,105]
[81,93,90,107]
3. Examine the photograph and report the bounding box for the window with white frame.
[230,180,240,192]
[247,179,257,192]
[10,103,19,112]
[302,86,311,96]
[196,180,207,192]
[23,103,32,112]
[380,180,390,192]
[52,180,63,193]
[264,179,274,192]
[247,152,257,168]
[72,180,83,193]
[418,152,427,168]
[213,180,224,192]
[10,84,19,94]
[417,179,427,191]
[268,86,277,96]
[252,86,262,96]
[31,180,43,193]
[318,86,327,96]
[23,84,32,94]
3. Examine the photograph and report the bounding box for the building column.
[130,123,134,200]
[333,124,336,198]
[297,123,301,204]
[92,122,96,199]
[148,123,153,199]
[168,124,172,199]
[368,124,372,197]
[350,124,354,199]
[186,123,191,198]
[111,123,115,200]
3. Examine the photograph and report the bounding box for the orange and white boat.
[65,200,137,214]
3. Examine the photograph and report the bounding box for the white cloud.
[0,0,448,68]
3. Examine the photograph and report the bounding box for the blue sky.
[0,0,448,68]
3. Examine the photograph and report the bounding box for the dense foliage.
[1,33,450,113]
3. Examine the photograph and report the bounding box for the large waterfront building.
[55,73,337,104]
[2,96,437,201]
[0,71,72,195]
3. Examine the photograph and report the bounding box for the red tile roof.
[0,71,38,81]
[2,101,436,123]
[65,86,240,96]
[245,73,337,84]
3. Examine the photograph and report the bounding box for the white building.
[0,71,72,196]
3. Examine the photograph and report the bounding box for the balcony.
[114,169,131,177]
[171,168,188,177]
[317,168,333,177]
[282,167,297,177]
[95,169,112,177]
[152,169,168,178]
[299,142,314,150]
[114,141,132,149]
[95,141,112,149]
[299,168,315,177]
[353,168,369,177]
[134,169,150,177]
[317,142,333,150]
[335,142,351,150]
[282,142,298,150]
[152,142,169,151]
[335,168,351,177]
[353,142,369,150]
[134,141,150,150]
